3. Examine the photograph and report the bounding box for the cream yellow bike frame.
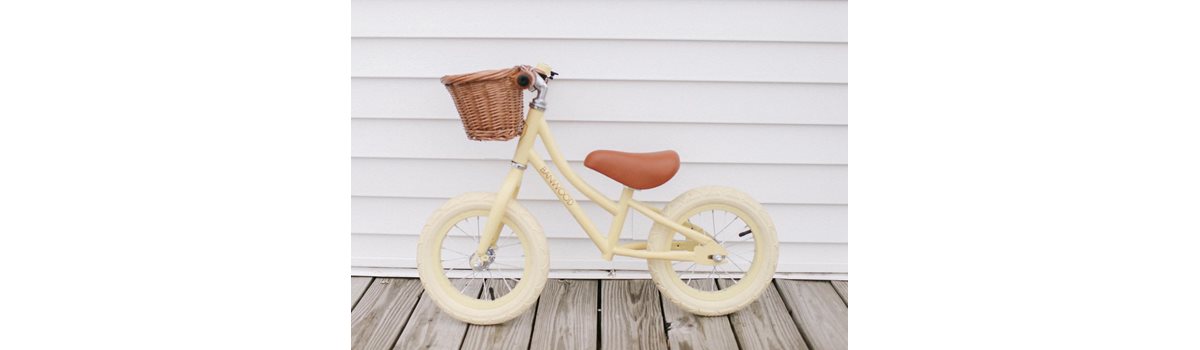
[473,68,727,266]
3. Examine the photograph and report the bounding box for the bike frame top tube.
[530,113,618,214]
[522,111,616,254]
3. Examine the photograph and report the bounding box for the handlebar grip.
[534,63,553,77]
[516,72,533,88]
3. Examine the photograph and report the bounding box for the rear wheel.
[416,193,548,325]
[647,186,779,316]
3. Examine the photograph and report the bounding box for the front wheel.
[647,186,779,316]
[416,192,548,325]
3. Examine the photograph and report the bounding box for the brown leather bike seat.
[584,150,680,190]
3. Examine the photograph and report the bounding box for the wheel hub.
[470,248,496,271]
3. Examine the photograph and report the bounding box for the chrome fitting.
[529,73,549,110]
[510,161,528,170]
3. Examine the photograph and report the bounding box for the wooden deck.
[352,277,848,350]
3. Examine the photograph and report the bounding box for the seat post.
[603,187,636,260]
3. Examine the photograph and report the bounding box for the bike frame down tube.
[475,108,724,262]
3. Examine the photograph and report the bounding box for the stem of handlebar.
[530,74,549,110]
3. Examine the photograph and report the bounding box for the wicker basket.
[440,66,533,141]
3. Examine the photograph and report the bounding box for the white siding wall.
[351,0,847,276]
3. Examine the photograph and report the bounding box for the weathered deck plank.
[351,278,425,350]
[529,279,598,350]
[830,281,848,305]
[352,277,373,309]
[393,279,482,350]
[776,280,848,350]
[600,280,668,350]
[659,279,739,350]
[460,279,538,349]
[718,279,809,350]
[351,277,849,350]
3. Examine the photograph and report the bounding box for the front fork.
[474,88,547,263]
[474,166,524,263]
[475,67,552,263]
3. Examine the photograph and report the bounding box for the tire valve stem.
[737,229,752,237]
[489,287,496,300]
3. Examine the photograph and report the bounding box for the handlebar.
[515,63,556,90]
[534,63,555,78]
[525,63,555,110]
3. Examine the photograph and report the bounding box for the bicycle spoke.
[458,271,479,294]
[441,246,472,257]
[727,257,748,275]
[714,216,738,241]
[725,248,757,257]
[453,223,478,242]
[721,210,727,233]
[727,250,754,264]
[710,210,717,239]
[490,262,521,269]
[441,256,470,263]
[718,225,749,246]
[439,214,529,301]
[717,267,739,285]
[674,209,756,292]
[495,241,522,249]
[489,269,503,300]
[681,262,698,283]
[501,276,515,292]
[718,231,741,245]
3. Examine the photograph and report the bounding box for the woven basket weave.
[441,66,532,141]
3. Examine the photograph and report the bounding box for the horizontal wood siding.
[351,0,847,274]
[352,158,847,204]
[352,197,847,243]
[352,78,848,125]
[352,0,847,42]
[352,38,847,83]
[353,119,847,164]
